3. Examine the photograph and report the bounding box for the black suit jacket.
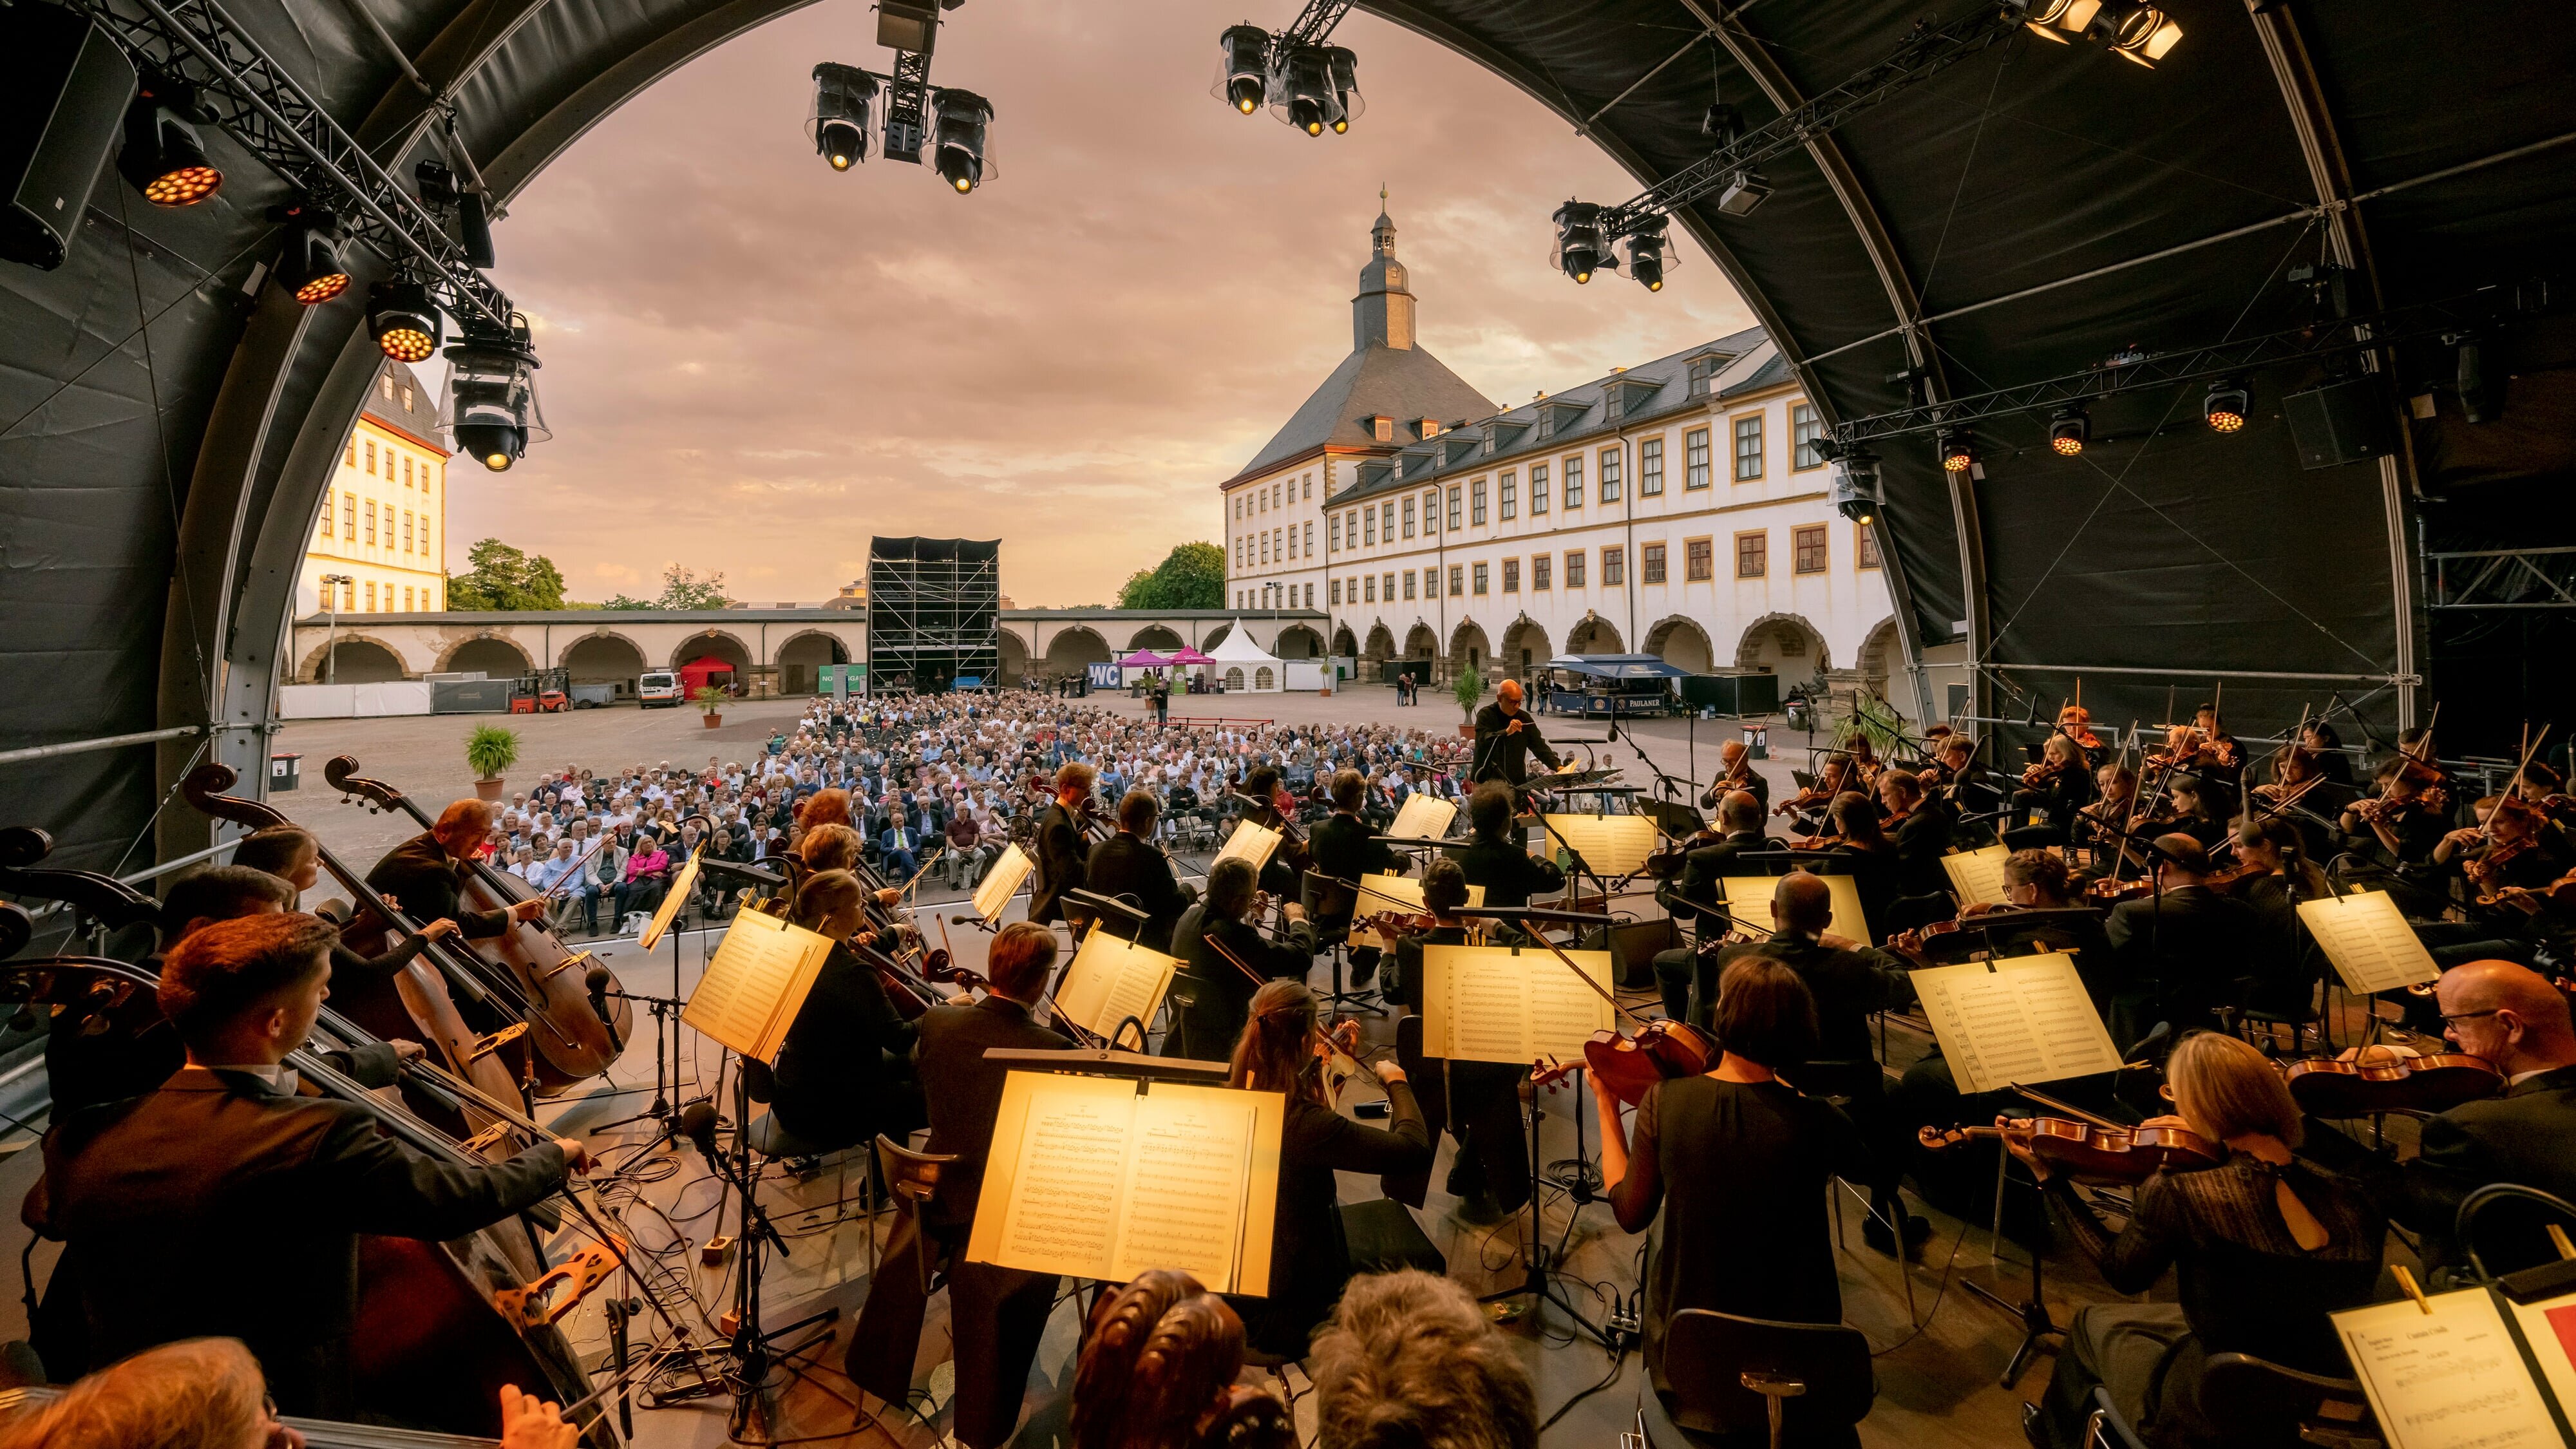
[2105,885,2258,1026]
[1083,832,1193,951]
[1470,701,1561,786]
[1890,804,1956,898]
[32,1066,565,1417]
[1699,770,1772,816]
[365,833,512,938]
[2400,1063,2576,1273]
[1454,833,1566,909]
[1705,935,1913,1064]
[1027,802,1086,925]
[1307,813,1399,916]
[1676,831,1777,910]
[914,996,1072,1228]
[1166,907,1315,1061]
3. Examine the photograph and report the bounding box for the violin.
[2202,859,2268,895]
[2022,757,2072,790]
[2280,1045,2504,1117]
[1358,908,1443,941]
[1918,1116,2223,1183]
[1533,1017,1717,1107]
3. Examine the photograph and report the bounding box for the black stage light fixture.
[1832,449,1882,525]
[1,3,136,271]
[1553,200,1607,285]
[271,204,348,305]
[2049,404,2089,456]
[1715,167,1770,218]
[2453,334,2500,424]
[1937,427,1978,475]
[119,79,221,206]
[1274,43,1335,137]
[2020,0,2099,42]
[1624,214,1670,292]
[2203,376,2248,433]
[810,63,880,171]
[1323,46,1361,133]
[1217,24,1269,113]
[876,0,941,54]
[932,90,993,193]
[368,279,441,363]
[443,314,546,473]
[413,161,496,269]
[2092,0,2183,65]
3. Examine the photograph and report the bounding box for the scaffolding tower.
[866,537,1001,694]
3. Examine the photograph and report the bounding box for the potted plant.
[465,724,520,801]
[693,684,726,728]
[1453,663,1483,739]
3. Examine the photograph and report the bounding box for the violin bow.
[539,833,616,902]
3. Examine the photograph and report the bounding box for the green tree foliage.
[605,564,734,611]
[444,538,567,611]
[1115,542,1226,611]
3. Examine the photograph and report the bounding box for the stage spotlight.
[2203,377,2248,433]
[1832,449,1881,525]
[443,315,546,472]
[1553,201,1607,285]
[1217,25,1269,113]
[1273,44,1336,137]
[2096,1,2183,64]
[932,90,993,193]
[1624,215,1670,292]
[810,63,879,171]
[1324,47,1362,133]
[2049,404,2089,456]
[2021,0,2101,41]
[1716,168,1770,218]
[119,80,220,206]
[271,205,348,305]
[366,280,441,363]
[1938,427,1978,474]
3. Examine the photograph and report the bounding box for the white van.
[638,670,681,708]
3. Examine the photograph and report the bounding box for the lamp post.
[319,574,352,682]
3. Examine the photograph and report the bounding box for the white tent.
[1204,620,1285,694]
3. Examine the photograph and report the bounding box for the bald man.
[1470,677,1562,788]
[1698,737,1771,816]
[365,799,550,942]
[2309,960,2576,1276]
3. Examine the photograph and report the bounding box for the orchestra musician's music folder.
[972,842,1034,922]
[1909,952,2121,1095]
[1215,819,1282,874]
[2297,888,2441,994]
[1053,931,1180,1048]
[969,1071,1283,1296]
[679,907,834,1064]
[2334,1285,2572,1449]
[1418,943,1616,1067]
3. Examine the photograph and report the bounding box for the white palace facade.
[1221,205,1900,694]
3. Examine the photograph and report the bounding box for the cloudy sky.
[453,0,1754,606]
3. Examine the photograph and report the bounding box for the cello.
[324,756,632,1093]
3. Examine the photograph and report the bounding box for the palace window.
[1640,437,1663,495]
[402,511,413,552]
[1403,571,1416,601]
[364,500,377,545]
[1686,537,1714,582]
[1448,565,1464,597]
[1423,489,1439,533]
[1530,464,1549,515]
[1599,448,1622,504]
[1402,497,1415,539]
[1734,415,1764,480]
[1565,550,1586,588]
[1642,542,1667,584]
[1858,524,1880,569]
[1562,455,1584,509]
[1382,571,1394,600]
[1499,470,1517,520]
[1470,480,1486,526]
[1737,531,1766,578]
[319,495,332,540]
[365,440,375,475]
[1794,524,1828,574]
[1329,515,1340,551]
[1364,575,1376,601]
[1533,554,1551,590]
[1793,403,1826,469]
[1685,428,1710,489]
[1331,579,1341,605]
[343,493,355,540]
[1447,486,1462,531]
[1602,547,1624,586]
[1502,558,1519,592]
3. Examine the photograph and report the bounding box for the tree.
[605,564,734,611]
[1115,542,1226,611]
[446,538,567,611]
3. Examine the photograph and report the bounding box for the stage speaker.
[1,4,137,271]
[2283,375,2392,471]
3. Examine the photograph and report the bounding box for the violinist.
[1454,782,1566,910]
[1385,857,1473,1012]
[2058,705,2108,768]
[1238,765,1310,898]
[2136,774,2225,853]
[1836,730,1884,790]
[1306,769,1404,989]
[2436,793,2568,911]
[765,869,924,1151]
[2248,746,2344,862]
[2191,701,2243,775]
[1165,858,1314,1061]
[2104,835,2257,1041]
[1881,769,1956,902]
[1084,790,1197,954]
[1811,791,1898,934]
[1696,737,1770,816]
[1027,761,1095,926]
[2012,733,2096,830]
[2333,757,2450,901]
[1383,858,1528,1226]
[2078,764,2141,870]
[29,913,583,1419]
[2021,1032,2384,1449]
[2298,719,2355,785]
[1772,752,1849,835]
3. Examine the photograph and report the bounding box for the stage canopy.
[5,0,2571,870]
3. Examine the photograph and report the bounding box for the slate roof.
[360,357,448,451]
[1229,344,1499,485]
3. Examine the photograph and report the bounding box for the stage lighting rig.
[442,314,547,473]
[1213,1,1362,135]
[118,77,220,205]
[810,63,880,170]
[1830,448,1883,525]
[1552,202,1608,285]
[413,159,495,269]
[2022,0,2183,63]
[1624,214,1671,292]
[1938,428,1980,475]
[933,90,993,193]
[269,202,348,305]
[367,279,440,363]
[2203,377,2248,433]
[2048,404,2089,455]
[806,5,995,190]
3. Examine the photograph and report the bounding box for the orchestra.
[9,687,2576,1449]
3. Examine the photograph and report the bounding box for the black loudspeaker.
[2283,375,2393,470]
[0,5,137,270]
[1680,671,1783,716]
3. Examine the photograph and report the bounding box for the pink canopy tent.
[1166,647,1215,665]
[1117,650,1171,667]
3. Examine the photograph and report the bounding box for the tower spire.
[1354,194,1413,350]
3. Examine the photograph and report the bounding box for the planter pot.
[1456,723,1476,739]
[701,713,723,729]
[473,777,506,801]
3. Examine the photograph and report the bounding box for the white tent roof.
[1204,621,1282,665]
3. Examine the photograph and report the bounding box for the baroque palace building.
[1222,205,1900,694]
[298,357,451,618]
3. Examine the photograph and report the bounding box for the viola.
[2281,1046,2503,1117]
[1533,1017,1717,1107]
[2463,835,2533,893]
[1358,908,1443,940]
[1918,1116,2222,1183]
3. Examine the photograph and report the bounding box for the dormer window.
[1687,358,1713,397]
[1416,418,1442,440]
[1368,415,1394,442]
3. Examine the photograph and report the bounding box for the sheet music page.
[978,1073,1137,1280]
[1721,875,1871,945]
[641,851,702,951]
[1524,948,1617,1065]
[1540,813,1660,876]
[1419,945,1613,1066]
[1215,819,1282,873]
[1055,931,1178,1046]
[1108,1084,1268,1293]
[2336,1289,2568,1449]
[1354,873,1486,916]
[1391,793,1457,841]
[2298,889,2441,994]
[1909,952,2122,1095]
[973,843,1033,922]
[2505,1288,2576,1421]
[1940,845,2012,907]
[680,909,833,1063]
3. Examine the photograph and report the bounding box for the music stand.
[1301,870,1384,1018]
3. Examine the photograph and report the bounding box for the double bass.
[324,756,632,1094]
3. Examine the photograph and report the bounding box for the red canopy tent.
[677,655,738,696]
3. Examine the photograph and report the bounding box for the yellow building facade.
[299,358,451,616]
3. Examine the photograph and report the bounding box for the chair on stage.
[743,1060,884,1273]
[1300,869,1381,1016]
[2087,1353,2378,1449]
[1661,1309,1874,1449]
[873,1133,960,1295]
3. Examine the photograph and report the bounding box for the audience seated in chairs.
[1071,1271,1296,1449]
[1308,1269,1537,1449]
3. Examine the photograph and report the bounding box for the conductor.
[1470,679,1562,787]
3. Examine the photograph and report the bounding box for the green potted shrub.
[1453,663,1483,739]
[464,724,520,801]
[693,683,727,728]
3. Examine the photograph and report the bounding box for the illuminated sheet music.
[640,850,702,951]
[680,908,834,1063]
[972,843,1033,922]
[970,1073,1282,1294]
[1909,952,2121,1095]
[2298,889,2441,994]
[1390,792,1457,841]
[1720,874,1871,945]
[1539,813,1660,876]
[1940,844,2012,908]
[1054,930,1179,1047]
[1215,819,1282,874]
[2335,1289,2568,1449]
[1419,944,1616,1067]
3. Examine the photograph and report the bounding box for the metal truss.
[880,49,936,163]
[2427,547,2576,611]
[1281,0,1356,45]
[69,0,513,331]
[1595,0,2025,241]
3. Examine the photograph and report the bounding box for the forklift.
[509,668,571,714]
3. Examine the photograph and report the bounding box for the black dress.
[1237,1076,1430,1356]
